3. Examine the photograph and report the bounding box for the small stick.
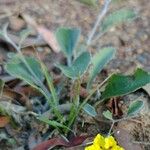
[132,141,150,145]
[86,0,111,46]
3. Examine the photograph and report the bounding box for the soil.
[0,0,149,150]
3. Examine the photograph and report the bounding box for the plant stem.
[107,121,115,136]
[41,62,63,120]
[4,32,63,120]
[65,79,81,134]
[113,115,138,123]
[106,115,139,136]
[65,104,77,134]
[68,74,113,133]
[79,73,113,111]
[67,56,72,67]
[86,0,112,46]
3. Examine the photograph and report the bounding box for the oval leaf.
[56,27,80,58]
[56,51,90,79]
[103,110,113,120]
[87,47,116,88]
[101,8,136,32]
[5,55,44,87]
[102,68,150,100]
[127,100,144,116]
[83,103,97,117]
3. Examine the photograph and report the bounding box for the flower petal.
[104,136,117,149]
[93,134,105,148]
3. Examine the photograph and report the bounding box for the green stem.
[107,121,115,136]
[65,105,77,134]
[86,0,112,46]
[79,74,112,111]
[65,79,81,134]
[4,33,63,120]
[67,56,72,67]
[41,62,63,120]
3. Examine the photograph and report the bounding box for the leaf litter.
[0,0,149,150]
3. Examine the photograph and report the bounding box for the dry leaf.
[0,116,10,127]
[36,26,60,53]
[106,97,123,118]
[32,135,88,150]
[2,86,32,110]
[22,14,60,53]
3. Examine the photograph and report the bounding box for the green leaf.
[102,68,150,100]
[56,51,90,79]
[127,100,144,116]
[0,79,4,96]
[79,0,97,6]
[56,27,80,58]
[87,47,116,88]
[5,55,44,87]
[38,117,71,131]
[103,110,113,120]
[83,103,97,117]
[101,8,136,32]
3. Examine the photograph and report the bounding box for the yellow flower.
[93,134,105,148]
[104,136,117,149]
[85,134,124,150]
[85,134,104,150]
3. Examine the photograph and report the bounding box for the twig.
[86,0,111,46]
[0,12,14,19]
[128,118,142,124]
[0,33,47,48]
[132,141,150,145]
[20,111,39,117]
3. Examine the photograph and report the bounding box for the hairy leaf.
[127,100,144,116]
[83,103,97,117]
[102,68,150,100]
[103,110,113,120]
[87,47,116,88]
[5,55,44,88]
[101,8,136,32]
[56,51,90,79]
[56,27,80,58]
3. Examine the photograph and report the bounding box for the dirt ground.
[0,0,149,150]
[0,0,150,70]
